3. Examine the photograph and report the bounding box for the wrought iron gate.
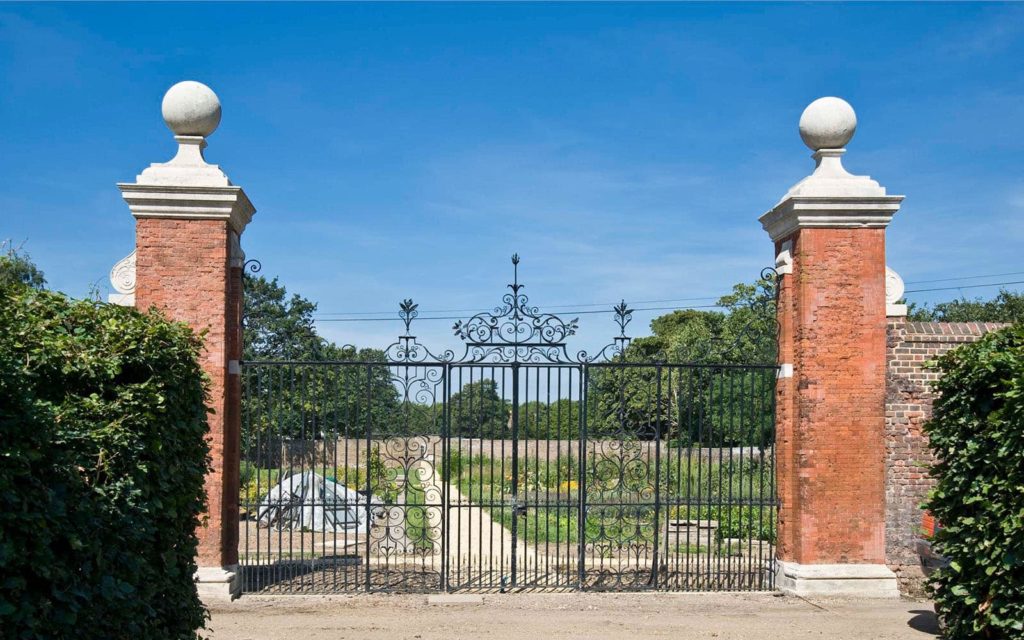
[239,257,778,593]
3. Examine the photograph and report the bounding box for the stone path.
[413,459,536,577]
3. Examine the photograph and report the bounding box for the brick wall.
[776,228,888,565]
[135,218,242,567]
[884,319,1007,594]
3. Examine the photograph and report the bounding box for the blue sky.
[2,2,1022,356]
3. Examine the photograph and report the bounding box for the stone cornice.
[759,194,904,243]
[117,183,255,234]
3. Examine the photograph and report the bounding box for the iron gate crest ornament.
[386,254,635,364]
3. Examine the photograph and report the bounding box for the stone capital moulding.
[759,149,904,243]
[118,183,255,235]
[118,130,255,234]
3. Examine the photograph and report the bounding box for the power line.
[314,294,722,317]
[307,271,1024,321]
[904,280,1024,294]
[905,270,1024,285]
[314,303,724,323]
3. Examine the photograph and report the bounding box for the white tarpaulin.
[257,471,381,533]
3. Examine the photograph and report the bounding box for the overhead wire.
[904,270,1024,285]
[313,294,722,317]
[308,272,1024,323]
[903,279,1024,294]
[314,303,724,323]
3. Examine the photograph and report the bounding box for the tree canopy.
[241,273,400,440]
[907,289,1024,325]
[239,269,1020,447]
[0,241,46,290]
[587,276,778,446]
[447,379,509,437]
[627,276,777,365]
[243,273,332,361]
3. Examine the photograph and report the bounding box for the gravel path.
[207,592,938,640]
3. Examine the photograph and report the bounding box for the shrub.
[924,324,1024,638]
[0,284,210,639]
[442,449,465,482]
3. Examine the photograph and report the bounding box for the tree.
[0,241,46,289]
[587,276,777,446]
[243,273,326,361]
[907,289,1024,324]
[519,399,581,440]
[240,274,400,441]
[447,379,509,438]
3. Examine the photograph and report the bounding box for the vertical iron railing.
[238,259,779,594]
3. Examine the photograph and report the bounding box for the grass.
[240,444,777,552]
[447,451,776,547]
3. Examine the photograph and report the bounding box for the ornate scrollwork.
[240,258,263,329]
[399,299,418,333]
[452,254,580,360]
[109,250,137,295]
[385,255,633,364]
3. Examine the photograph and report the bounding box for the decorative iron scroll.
[384,255,634,364]
[243,255,777,366]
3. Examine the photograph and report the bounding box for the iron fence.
[238,257,778,593]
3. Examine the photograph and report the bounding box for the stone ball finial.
[799,97,857,151]
[161,81,222,137]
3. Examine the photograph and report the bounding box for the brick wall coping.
[901,321,1010,342]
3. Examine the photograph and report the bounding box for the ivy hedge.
[925,324,1024,638]
[0,284,211,639]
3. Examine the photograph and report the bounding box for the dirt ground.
[206,592,940,640]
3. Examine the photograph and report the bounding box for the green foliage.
[239,461,277,508]
[449,452,775,547]
[242,353,401,441]
[519,399,581,439]
[243,273,325,361]
[0,284,210,639]
[907,289,1024,324]
[403,468,435,553]
[447,379,509,437]
[586,278,777,445]
[241,275,776,446]
[633,276,777,365]
[241,274,400,440]
[0,241,46,290]
[924,324,1024,638]
[443,449,464,482]
[587,364,775,446]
